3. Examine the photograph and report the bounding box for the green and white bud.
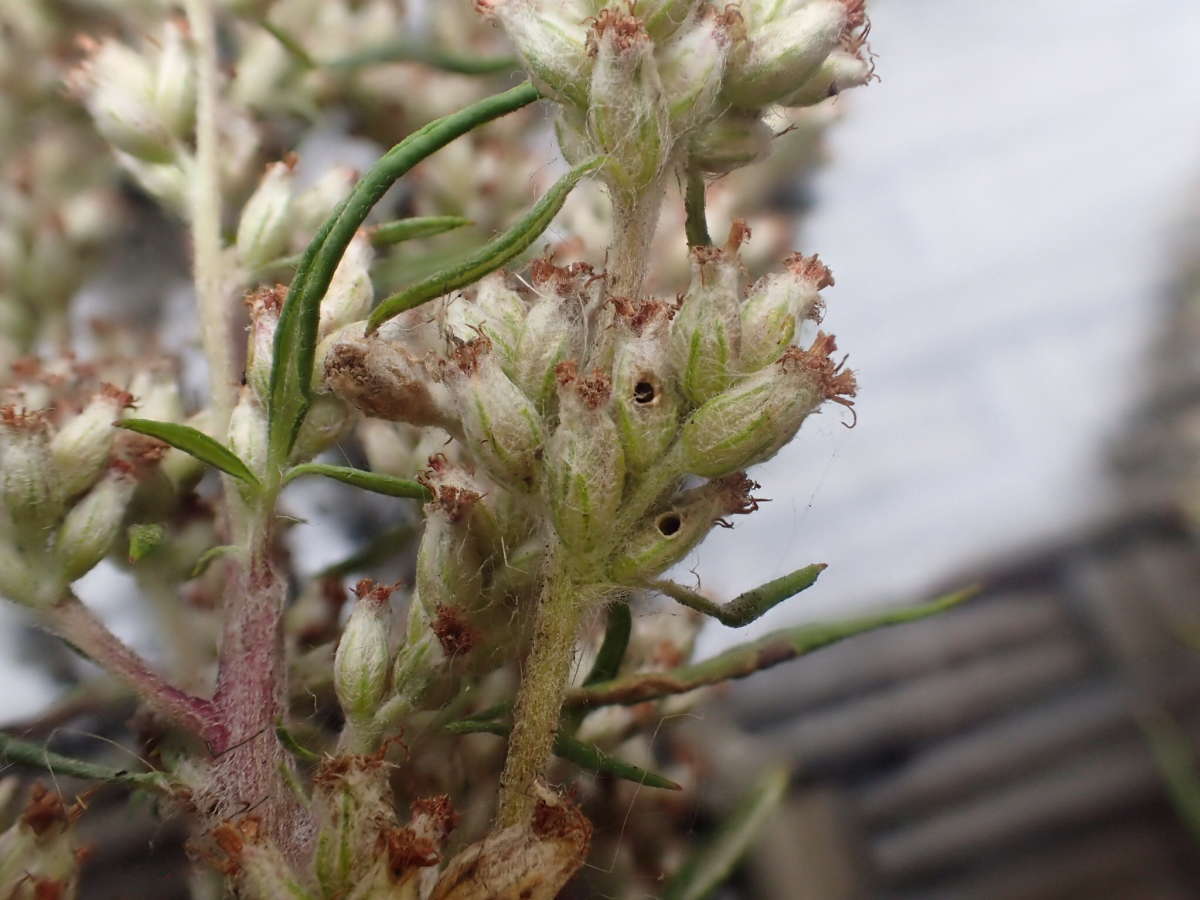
[0,407,62,541]
[472,273,528,374]
[669,233,746,405]
[453,340,544,489]
[128,367,184,424]
[723,0,851,109]
[688,111,773,175]
[290,394,351,466]
[152,19,195,139]
[51,384,131,499]
[70,37,174,163]
[628,0,701,41]
[545,363,625,552]
[226,387,269,489]
[0,539,35,607]
[320,231,374,338]
[681,333,856,477]
[294,165,356,236]
[512,295,577,410]
[477,0,593,106]
[587,9,670,199]
[657,10,729,131]
[334,579,393,726]
[235,161,295,271]
[610,302,681,472]
[244,284,284,402]
[609,474,759,582]
[738,253,831,372]
[56,466,137,581]
[780,47,874,107]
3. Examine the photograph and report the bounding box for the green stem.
[327,41,518,76]
[496,561,586,828]
[650,563,826,628]
[683,167,712,248]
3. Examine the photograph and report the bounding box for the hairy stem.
[496,559,586,829]
[607,182,665,298]
[184,0,235,433]
[46,592,225,746]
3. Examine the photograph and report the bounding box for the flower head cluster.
[479,0,872,195]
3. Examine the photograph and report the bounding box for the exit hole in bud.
[656,513,682,536]
[633,381,656,405]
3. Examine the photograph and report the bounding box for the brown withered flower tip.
[576,368,612,409]
[554,359,579,387]
[353,577,401,605]
[783,251,835,290]
[586,6,649,56]
[432,604,479,658]
[21,783,82,836]
[529,257,595,296]
[725,218,752,252]
[411,794,460,843]
[450,336,492,376]
[611,295,671,333]
[714,473,767,525]
[380,826,441,873]
[244,283,286,316]
[782,332,858,425]
[531,788,592,847]
[0,404,49,431]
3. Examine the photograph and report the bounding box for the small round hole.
[633,380,656,405]
[656,513,682,536]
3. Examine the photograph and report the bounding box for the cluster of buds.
[0,781,86,899]
[478,0,872,198]
[0,361,181,607]
[323,224,854,687]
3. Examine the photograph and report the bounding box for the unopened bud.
[56,466,137,581]
[545,364,625,552]
[453,341,544,489]
[738,253,831,372]
[780,47,873,107]
[0,540,35,607]
[153,20,195,139]
[324,336,457,430]
[244,284,284,402]
[478,0,592,106]
[236,161,295,271]
[290,394,351,465]
[294,165,356,236]
[50,385,131,499]
[657,10,729,131]
[723,0,850,109]
[587,10,670,199]
[71,38,174,163]
[609,474,758,583]
[688,111,772,175]
[512,295,577,410]
[226,388,269,490]
[681,334,856,477]
[320,231,374,338]
[0,407,62,540]
[472,273,528,374]
[128,367,184,424]
[632,0,701,40]
[669,232,746,405]
[334,580,394,726]
[611,315,681,472]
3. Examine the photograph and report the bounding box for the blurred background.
[5,0,1200,897]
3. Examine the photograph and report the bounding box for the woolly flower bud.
[681,333,856,478]
[334,579,394,726]
[723,0,853,109]
[0,539,35,607]
[128,368,184,424]
[452,273,528,375]
[56,466,137,581]
[244,284,284,403]
[610,301,681,472]
[688,111,772,175]
[669,228,747,405]
[738,253,831,372]
[512,291,580,411]
[152,19,195,139]
[657,9,730,131]
[609,474,759,583]
[586,10,670,199]
[477,0,592,105]
[320,231,374,338]
[226,387,268,489]
[453,340,544,489]
[70,37,174,163]
[235,161,295,271]
[631,0,702,41]
[51,384,131,499]
[290,395,351,465]
[546,363,625,552]
[780,47,874,107]
[0,784,82,897]
[415,518,484,664]
[324,336,457,430]
[0,407,62,540]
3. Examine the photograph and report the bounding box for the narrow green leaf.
[127,523,166,563]
[247,15,317,69]
[444,719,681,791]
[371,215,473,246]
[118,419,260,488]
[327,41,518,75]
[0,731,168,791]
[268,81,540,467]
[1139,708,1200,843]
[651,563,826,628]
[569,586,979,710]
[585,601,633,686]
[283,463,431,501]
[366,156,604,333]
[662,765,790,900]
[192,544,236,578]
[276,721,321,764]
